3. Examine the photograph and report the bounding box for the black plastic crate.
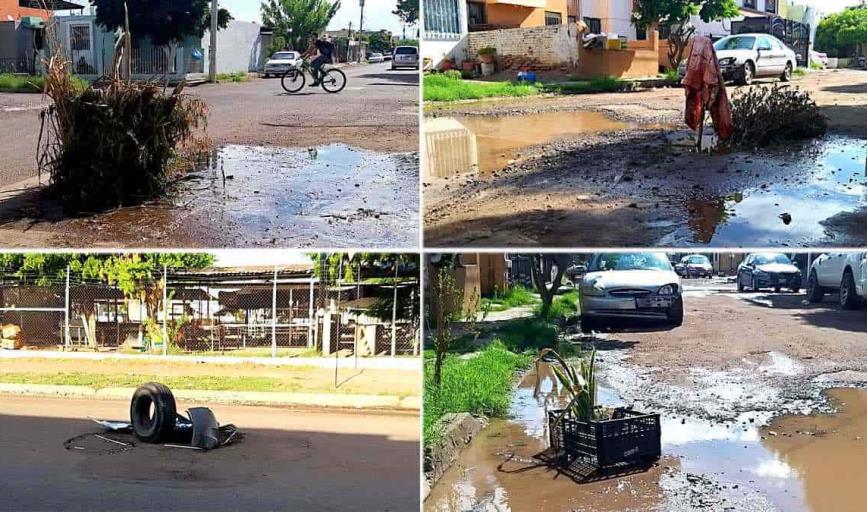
[548,407,661,471]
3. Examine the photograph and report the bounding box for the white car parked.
[580,252,684,332]
[679,33,797,85]
[263,51,301,78]
[807,253,867,309]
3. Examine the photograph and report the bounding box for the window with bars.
[424,0,462,40]
[765,0,777,13]
[545,11,562,26]
[743,0,757,9]
[467,1,486,25]
[69,24,91,51]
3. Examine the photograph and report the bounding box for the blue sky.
[219,0,414,35]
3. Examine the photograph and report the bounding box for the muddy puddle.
[0,143,419,248]
[423,112,629,179]
[428,352,867,511]
[659,136,867,247]
[425,363,670,512]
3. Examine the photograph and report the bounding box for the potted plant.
[478,46,497,64]
[440,57,456,71]
[461,58,477,73]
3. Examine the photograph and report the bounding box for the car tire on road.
[752,275,760,292]
[781,62,793,82]
[739,61,755,86]
[840,270,862,310]
[580,317,598,334]
[130,382,177,443]
[667,298,684,327]
[807,271,824,303]
[737,274,745,292]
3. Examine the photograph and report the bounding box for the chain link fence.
[0,267,419,358]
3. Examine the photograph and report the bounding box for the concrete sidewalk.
[0,383,420,411]
[0,349,421,370]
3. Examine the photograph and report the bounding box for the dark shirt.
[315,40,334,59]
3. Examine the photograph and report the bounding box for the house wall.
[0,0,52,20]
[580,0,636,39]
[465,22,581,70]
[202,20,264,74]
[422,0,469,68]
[477,253,509,296]
[0,20,16,59]
[578,29,659,78]
[485,0,568,28]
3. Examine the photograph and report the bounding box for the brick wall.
[465,23,581,71]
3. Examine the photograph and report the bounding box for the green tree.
[367,31,392,53]
[530,254,572,319]
[261,0,341,52]
[816,5,867,58]
[632,0,739,69]
[393,0,419,26]
[89,0,232,46]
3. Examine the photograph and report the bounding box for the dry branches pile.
[729,84,827,147]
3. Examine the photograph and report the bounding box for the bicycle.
[280,59,347,94]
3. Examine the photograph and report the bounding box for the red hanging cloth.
[682,36,733,141]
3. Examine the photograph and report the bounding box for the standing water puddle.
[423,112,629,179]
[662,137,867,246]
[427,355,867,511]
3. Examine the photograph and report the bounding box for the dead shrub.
[729,84,827,147]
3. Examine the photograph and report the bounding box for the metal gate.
[732,16,811,66]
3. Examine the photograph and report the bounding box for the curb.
[0,383,420,411]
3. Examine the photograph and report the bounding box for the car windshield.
[687,256,710,264]
[271,52,296,60]
[590,253,673,272]
[714,36,755,51]
[395,47,417,55]
[754,254,792,265]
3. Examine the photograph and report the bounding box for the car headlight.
[581,281,605,296]
[719,57,735,66]
[753,270,768,278]
[658,284,677,296]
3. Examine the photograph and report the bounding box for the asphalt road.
[0,62,418,189]
[0,395,419,511]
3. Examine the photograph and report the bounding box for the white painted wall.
[203,20,265,74]
[580,0,636,39]
[421,0,469,67]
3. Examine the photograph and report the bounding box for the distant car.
[807,253,867,309]
[811,50,829,68]
[678,33,797,85]
[382,51,393,61]
[368,53,384,63]
[736,253,801,293]
[392,45,419,70]
[675,254,714,279]
[263,51,301,78]
[580,252,683,332]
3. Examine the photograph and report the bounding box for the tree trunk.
[531,255,567,317]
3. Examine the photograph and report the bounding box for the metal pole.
[272,266,278,358]
[357,0,365,63]
[308,276,314,349]
[208,0,218,83]
[64,266,70,350]
[162,265,168,356]
[391,260,398,357]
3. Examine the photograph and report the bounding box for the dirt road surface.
[0,395,419,511]
[424,69,867,248]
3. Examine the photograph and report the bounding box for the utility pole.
[358,0,365,63]
[208,0,218,83]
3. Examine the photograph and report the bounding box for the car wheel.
[580,317,598,334]
[751,275,759,292]
[667,298,684,327]
[739,61,754,86]
[791,287,800,294]
[737,273,745,292]
[781,62,793,82]
[806,271,823,303]
[130,382,177,443]
[840,270,862,310]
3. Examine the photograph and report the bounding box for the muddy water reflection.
[669,137,867,246]
[425,363,668,512]
[762,388,867,512]
[423,112,629,179]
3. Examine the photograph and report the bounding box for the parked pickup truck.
[807,253,867,309]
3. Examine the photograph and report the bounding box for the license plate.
[636,297,672,309]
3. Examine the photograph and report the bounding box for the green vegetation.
[661,68,680,82]
[816,5,867,59]
[480,285,539,312]
[794,67,808,77]
[424,72,540,102]
[540,76,631,94]
[494,317,559,352]
[0,74,87,93]
[539,348,598,424]
[216,71,249,82]
[424,342,532,446]
[0,371,391,395]
[534,290,580,323]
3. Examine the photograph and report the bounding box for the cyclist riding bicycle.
[303,33,335,87]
